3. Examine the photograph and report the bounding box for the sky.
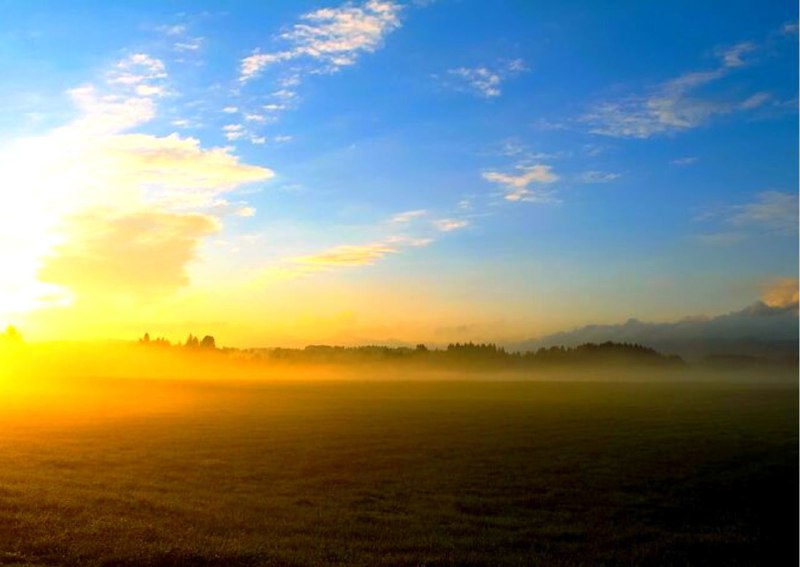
[0,0,797,347]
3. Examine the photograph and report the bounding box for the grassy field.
[0,378,796,566]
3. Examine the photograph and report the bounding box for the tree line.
[242,340,686,368]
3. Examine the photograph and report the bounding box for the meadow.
[0,375,796,566]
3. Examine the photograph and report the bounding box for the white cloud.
[385,235,433,247]
[582,41,768,138]
[239,0,402,83]
[728,191,798,235]
[275,231,435,279]
[244,113,267,123]
[272,89,297,100]
[235,206,257,217]
[482,164,559,202]
[266,202,471,279]
[739,92,771,109]
[290,242,398,267]
[263,103,288,112]
[158,24,187,37]
[695,191,798,245]
[174,37,204,52]
[457,197,474,211]
[717,41,756,68]
[391,209,428,223]
[447,67,502,98]
[67,85,157,134]
[434,218,469,232]
[62,53,168,137]
[223,123,245,141]
[780,21,799,35]
[444,59,527,98]
[108,53,167,91]
[222,106,239,113]
[135,84,165,97]
[671,156,698,166]
[578,171,620,184]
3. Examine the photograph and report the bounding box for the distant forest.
[136,333,686,369]
[3,326,790,370]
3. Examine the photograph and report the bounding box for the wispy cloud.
[482,164,559,203]
[267,203,469,279]
[671,156,698,166]
[434,218,469,232]
[239,0,402,83]
[391,209,428,223]
[291,242,399,267]
[234,206,256,218]
[728,191,798,235]
[780,21,799,35]
[577,171,620,184]
[443,59,526,98]
[582,42,768,138]
[156,20,204,54]
[695,191,798,245]
[174,37,204,52]
[694,232,746,246]
[157,24,187,37]
[271,237,422,279]
[716,41,756,68]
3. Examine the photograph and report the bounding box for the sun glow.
[0,139,75,320]
[0,67,271,333]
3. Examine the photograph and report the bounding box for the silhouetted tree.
[1,325,22,345]
[200,335,216,349]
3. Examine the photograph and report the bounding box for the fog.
[1,339,794,430]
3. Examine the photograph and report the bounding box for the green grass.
[0,380,796,566]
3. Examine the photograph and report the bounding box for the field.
[0,377,796,566]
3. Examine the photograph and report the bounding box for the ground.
[0,379,796,566]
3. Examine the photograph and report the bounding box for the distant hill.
[507,301,799,363]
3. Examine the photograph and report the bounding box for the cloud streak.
[434,218,469,232]
[577,171,620,184]
[268,204,470,279]
[695,191,798,245]
[582,42,768,138]
[291,242,399,267]
[482,164,559,202]
[239,0,402,83]
[728,191,798,235]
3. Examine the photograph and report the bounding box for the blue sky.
[0,1,796,345]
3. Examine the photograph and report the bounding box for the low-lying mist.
[1,338,795,426]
